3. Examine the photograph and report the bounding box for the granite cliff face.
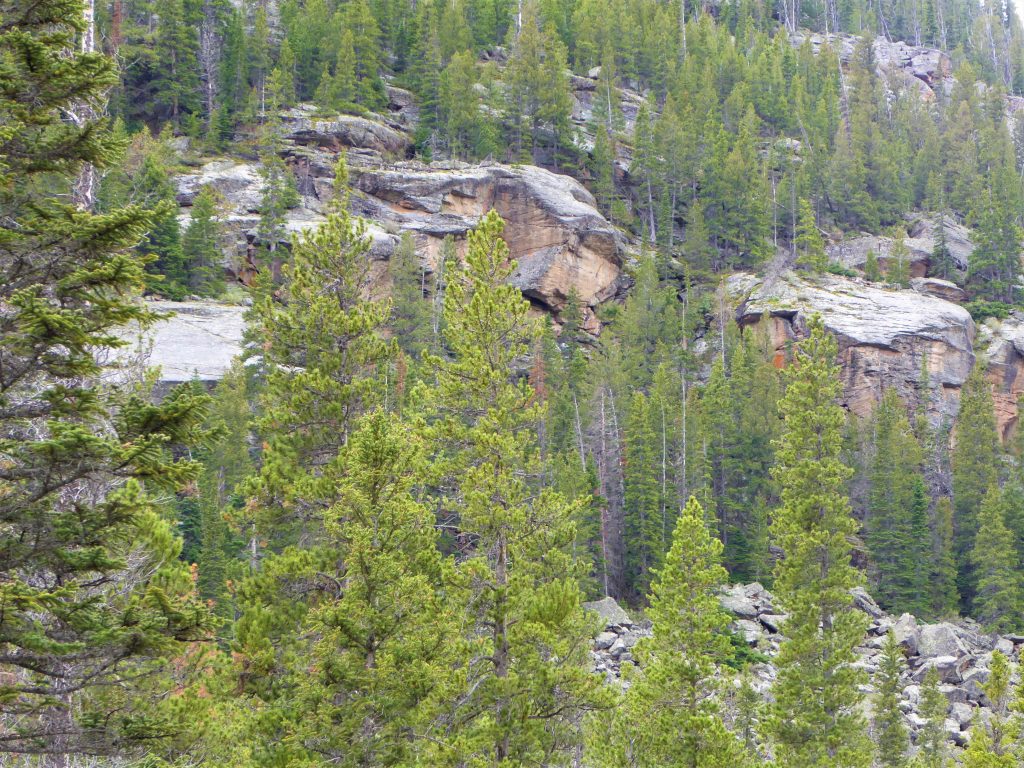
[174,123,623,326]
[732,272,976,426]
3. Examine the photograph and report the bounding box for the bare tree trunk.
[72,0,98,210]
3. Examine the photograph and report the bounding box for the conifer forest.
[11,0,1024,763]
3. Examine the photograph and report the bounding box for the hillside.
[7,0,1024,764]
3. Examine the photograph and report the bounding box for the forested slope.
[8,0,1024,763]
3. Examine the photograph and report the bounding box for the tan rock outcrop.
[827,214,972,278]
[732,272,975,423]
[351,162,624,312]
[176,153,624,320]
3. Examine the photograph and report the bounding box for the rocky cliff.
[731,272,976,427]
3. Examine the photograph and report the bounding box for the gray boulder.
[583,597,632,628]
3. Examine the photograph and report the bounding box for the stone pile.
[585,584,1024,749]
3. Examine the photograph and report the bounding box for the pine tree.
[246,157,393,547]
[255,152,299,281]
[866,389,931,616]
[888,230,912,288]
[421,209,606,764]
[929,497,961,619]
[389,231,432,358]
[291,411,455,765]
[963,651,1016,767]
[154,0,201,125]
[874,632,910,768]
[505,1,572,162]
[768,316,872,768]
[970,485,1023,633]
[182,185,225,296]
[917,668,950,768]
[623,390,661,596]
[952,364,1000,606]
[864,249,883,282]
[592,497,753,768]
[196,360,252,621]
[439,51,497,159]
[796,197,828,272]
[0,1,213,756]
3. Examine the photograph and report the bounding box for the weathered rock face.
[350,162,624,314]
[827,232,930,278]
[732,272,975,424]
[588,584,1024,753]
[119,301,247,386]
[979,316,1024,441]
[281,105,413,156]
[826,214,971,279]
[907,214,973,273]
[910,277,967,303]
[176,116,623,325]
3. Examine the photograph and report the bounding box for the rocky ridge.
[585,584,1024,750]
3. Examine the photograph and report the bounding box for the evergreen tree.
[421,210,606,764]
[439,51,497,159]
[291,411,455,765]
[255,152,299,282]
[389,232,432,358]
[874,631,910,768]
[970,485,1023,633]
[196,360,252,621]
[0,1,212,755]
[182,185,225,296]
[154,0,201,125]
[952,364,1000,606]
[929,496,961,619]
[864,249,883,282]
[245,157,393,548]
[865,389,931,616]
[796,198,828,272]
[505,1,573,162]
[592,496,753,768]
[623,390,661,596]
[768,316,872,768]
[916,668,951,768]
[887,230,912,288]
[962,651,1016,767]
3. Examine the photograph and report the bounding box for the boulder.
[949,702,974,727]
[719,584,760,619]
[918,623,969,659]
[910,277,967,303]
[892,613,921,656]
[352,163,623,313]
[732,619,764,645]
[733,272,975,425]
[281,106,412,156]
[913,655,970,684]
[851,587,885,618]
[583,597,633,628]
[594,631,618,650]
